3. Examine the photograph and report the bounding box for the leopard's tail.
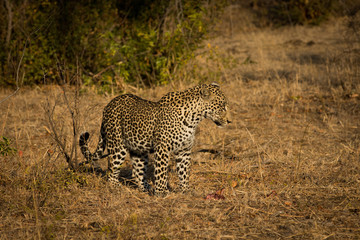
[79,126,107,165]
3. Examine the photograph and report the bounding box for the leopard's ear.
[200,85,211,100]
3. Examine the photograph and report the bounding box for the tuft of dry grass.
[1,11,359,239]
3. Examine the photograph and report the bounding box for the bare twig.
[44,99,72,165]
[92,65,114,79]
[69,57,81,168]
[43,59,82,170]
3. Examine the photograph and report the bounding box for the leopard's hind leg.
[130,151,151,192]
[107,136,127,187]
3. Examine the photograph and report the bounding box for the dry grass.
[1,9,360,239]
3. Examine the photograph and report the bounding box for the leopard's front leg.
[175,150,191,192]
[154,144,170,195]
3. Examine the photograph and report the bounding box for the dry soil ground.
[1,10,360,240]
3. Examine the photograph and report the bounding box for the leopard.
[79,83,231,195]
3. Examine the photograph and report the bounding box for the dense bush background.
[0,0,358,92]
[0,0,225,91]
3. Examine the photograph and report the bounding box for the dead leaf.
[205,188,225,200]
[231,180,238,188]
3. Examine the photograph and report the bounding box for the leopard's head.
[201,83,231,128]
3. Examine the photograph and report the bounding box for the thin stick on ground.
[294,123,309,181]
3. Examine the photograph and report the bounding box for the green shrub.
[0,0,227,91]
[0,136,17,156]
